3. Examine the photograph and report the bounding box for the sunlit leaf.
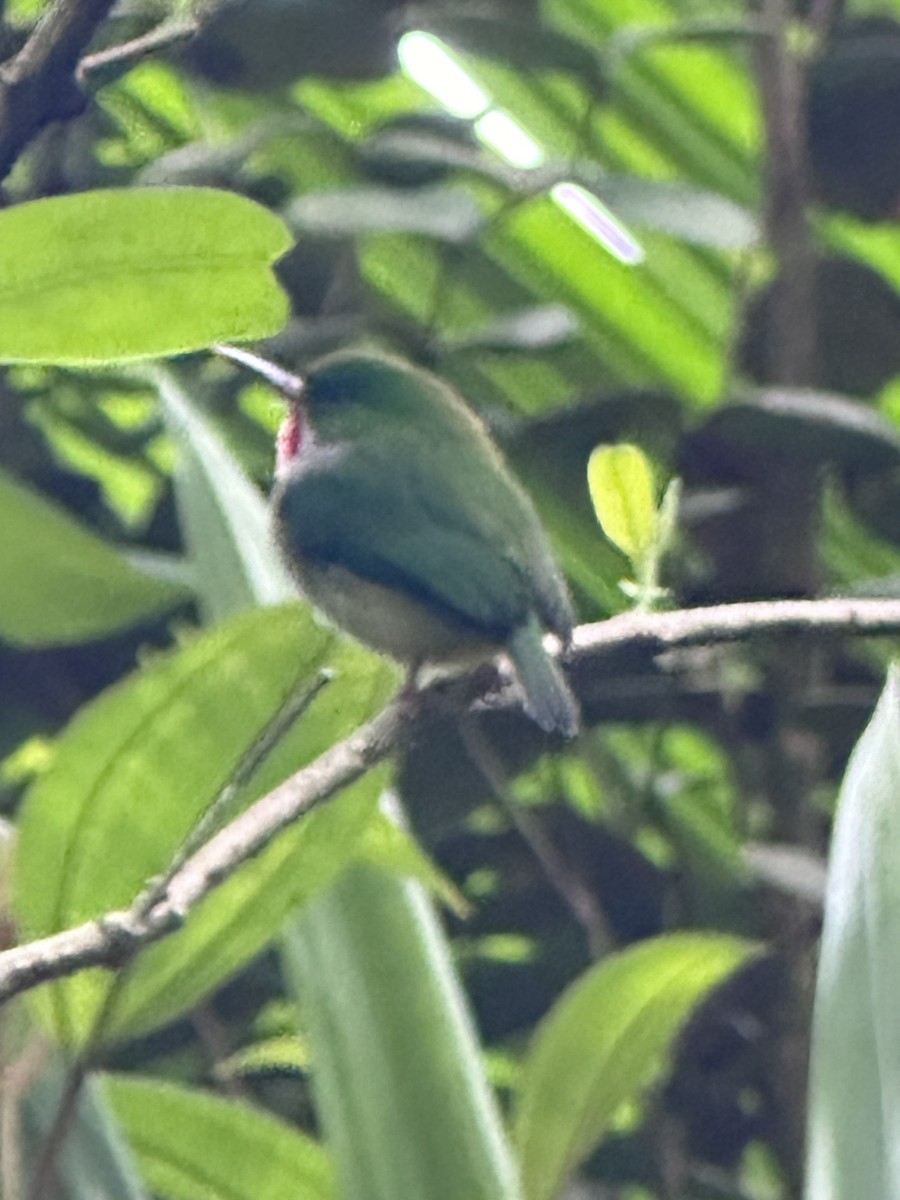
[515,932,756,1200]
[587,442,659,565]
[106,1075,335,1200]
[0,188,291,363]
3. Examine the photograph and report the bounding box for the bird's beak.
[212,343,305,403]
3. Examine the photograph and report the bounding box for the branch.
[572,596,900,656]
[2,596,900,1007]
[754,0,817,385]
[77,18,199,87]
[0,0,116,182]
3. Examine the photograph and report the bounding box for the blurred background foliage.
[4,0,900,1196]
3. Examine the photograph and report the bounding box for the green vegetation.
[2,2,900,1199]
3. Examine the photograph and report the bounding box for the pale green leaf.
[515,932,757,1200]
[587,443,659,565]
[0,188,291,364]
[287,185,485,243]
[106,1075,335,1200]
[0,468,186,646]
[284,865,522,1200]
[356,808,471,917]
[154,366,295,621]
[806,668,900,1200]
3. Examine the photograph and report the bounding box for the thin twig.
[77,18,198,85]
[460,718,615,958]
[134,670,332,917]
[1,597,900,1008]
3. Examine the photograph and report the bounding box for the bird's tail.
[507,617,580,738]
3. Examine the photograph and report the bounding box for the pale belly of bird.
[288,557,499,671]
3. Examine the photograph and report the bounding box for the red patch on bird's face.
[275,408,303,478]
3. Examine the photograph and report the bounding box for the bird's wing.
[275,444,535,639]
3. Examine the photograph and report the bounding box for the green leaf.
[0,468,186,646]
[284,865,522,1200]
[220,1035,311,1079]
[584,175,759,250]
[806,668,900,1200]
[0,188,291,364]
[356,809,471,918]
[514,932,757,1200]
[154,366,295,622]
[106,1075,335,1200]
[14,603,394,1044]
[287,185,485,243]
[587,443,659,566]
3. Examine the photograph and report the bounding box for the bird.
[217,345,580,737]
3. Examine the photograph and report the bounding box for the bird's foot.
[394,661,505,722]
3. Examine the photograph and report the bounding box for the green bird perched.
[217,345,580,737]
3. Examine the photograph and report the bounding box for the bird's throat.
[275,408,306,478]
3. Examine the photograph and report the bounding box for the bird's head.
[215,345,446,476]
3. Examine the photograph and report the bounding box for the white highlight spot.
[397,32,490,119]
[551,181,644,264]
[475,110,545,169]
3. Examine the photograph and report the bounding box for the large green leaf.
[0,468,186,646]
[284,865,522,1200]
[14,603,394,1044]
[805,668,900,1200]
[0,188,291,363]
[514,932,757,1200]
[106,1075,335,1200]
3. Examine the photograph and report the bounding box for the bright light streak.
[397,32,490,119]
[551,182,644,265]
[398,31,643,268]
[475,110,545,168]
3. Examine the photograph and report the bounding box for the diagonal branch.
[2,595,900,1008]
[0,0,116,182]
